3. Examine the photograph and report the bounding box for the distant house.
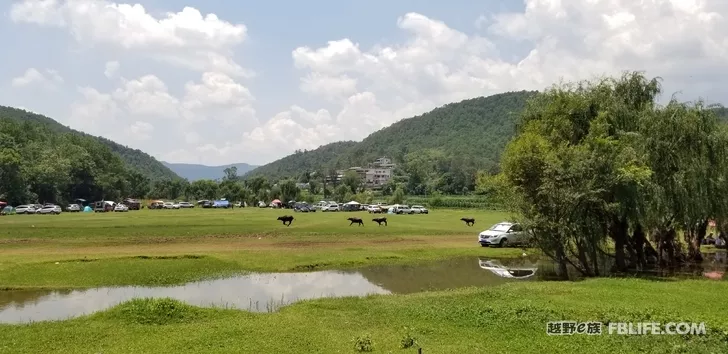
[323,157,396,190]
[296,182,310,190]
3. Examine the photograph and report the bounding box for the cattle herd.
[275,215,475,227]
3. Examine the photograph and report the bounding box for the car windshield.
[489,223,512,232]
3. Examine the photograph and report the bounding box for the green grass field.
[1,207,726,353]
[1,279,726,353]
[0,207,519,288]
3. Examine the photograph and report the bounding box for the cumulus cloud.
[8,0,728,166]
[104,61,119,78]
[10,0,250,76]
[11,68,64,88]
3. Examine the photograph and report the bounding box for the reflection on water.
[0,251,725,324]
[0,272,391,324]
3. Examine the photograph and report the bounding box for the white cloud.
[104,61,119,78]
[10,0,250,76]
[112,75,180,118]
[299,73,358,101]
[127,121,154,141]
[11,68,64,88]
[68,71,257,156]
[9,0,728,166]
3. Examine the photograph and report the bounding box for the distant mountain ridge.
[0,106,179,181]
[245,91,538,180]
[162,162,258,181]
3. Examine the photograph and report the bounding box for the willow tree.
[502,71,728,276]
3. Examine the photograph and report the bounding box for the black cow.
[372,217,387,226]
[277,215,294,226]
[461,217,476,227]
[348,217,364,226]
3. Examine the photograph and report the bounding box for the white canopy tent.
[345,201,361,205]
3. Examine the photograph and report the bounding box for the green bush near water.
[107,298,203,325]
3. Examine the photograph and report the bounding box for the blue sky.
[2,0,728,165]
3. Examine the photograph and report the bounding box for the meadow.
[1,207,726,353]
[0,207,518,288]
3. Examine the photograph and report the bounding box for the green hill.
[245,141,358,179]
[245,91,537,183]
[0,106,179,181]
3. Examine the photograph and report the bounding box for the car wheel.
[481,243,488,247]
[499,238,508,248]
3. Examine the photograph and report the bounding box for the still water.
[0,253,725,324]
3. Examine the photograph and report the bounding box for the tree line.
[494,71,728,276]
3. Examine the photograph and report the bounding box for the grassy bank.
[0,208,523,288]
[1,278,726,353]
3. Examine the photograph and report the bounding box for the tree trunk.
[632,223,647,270]
[556,245,569,280]
[610,216,628,272]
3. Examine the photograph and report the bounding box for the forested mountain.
[244,141,358,179]
[245,91,537,193]
[0,118,149,205]
[0,106,179,181]
[162,162,258,181]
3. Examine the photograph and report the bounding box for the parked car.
[367,205,383,213]
[123,198,141,210]
[37,205,62,215]
[177,201,194,208]
[410,205,429,214]
[392,205,413,214]
[322,203,339,212]
[67,204,81,212]
[94,201,114,212]
[148,201,165,209]
[114,203,129,212]
[15,205,33,214]
[478,222,527,247]
[294,203,316,212]
[163,202,177,209]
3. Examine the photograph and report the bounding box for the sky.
[2,0,728,166]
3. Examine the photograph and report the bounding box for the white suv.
[392,205,412,214]
[38,205,62,215]
[478,222,527,247]
[410,205,429,214]
[322,203,339,212]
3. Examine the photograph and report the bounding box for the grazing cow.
[372,217,388,226]
[461,217,476,227]
[348,217,364,226]
[277,215,294,226]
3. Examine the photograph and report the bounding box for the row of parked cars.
[289,201,429,214]
[148,200,196,209]
[10,204,63,215]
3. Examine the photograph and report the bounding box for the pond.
[0,252,725,324]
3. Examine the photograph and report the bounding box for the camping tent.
[83,206,92,212]
[342,200,361,211]
[270,199,282,208]
[1,206,14,215]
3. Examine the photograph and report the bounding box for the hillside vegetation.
[246,92,535,179]
[244,91,537,194]
[0,106,178,181]
[0,118,148,205]
[245,141,358,179]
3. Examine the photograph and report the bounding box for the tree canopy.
[0,106,179,181]
[501,71,728,276]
